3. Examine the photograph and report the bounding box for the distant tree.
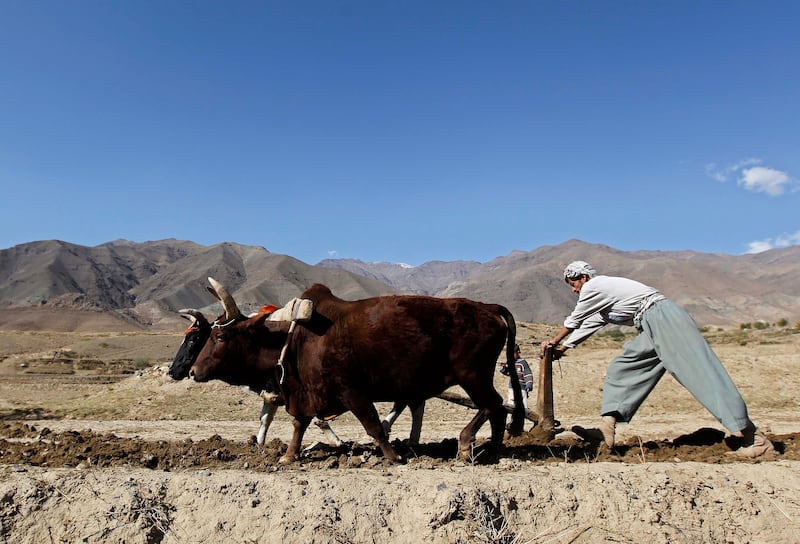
[776,318,788,327]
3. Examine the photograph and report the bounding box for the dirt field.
[0,323,799,543]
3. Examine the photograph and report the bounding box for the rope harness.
[211,298,312,386]
[269,297,312,385]
[276,319,297,385]
[211,318,237,330]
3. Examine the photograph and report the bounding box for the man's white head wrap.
[563,261,597,280]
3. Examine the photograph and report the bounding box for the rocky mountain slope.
[318,239,800,325]
[0,239,398,331]
[1,238,798,331]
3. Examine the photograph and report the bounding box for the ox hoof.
[457,446,474,463]
[457,443,499,464]
[278,454,298,465]
[378,447,404,464]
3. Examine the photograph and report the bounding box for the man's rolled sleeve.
[563,314,606,348]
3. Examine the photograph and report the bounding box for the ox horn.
[178,308,209,328]
[207,277,242,320]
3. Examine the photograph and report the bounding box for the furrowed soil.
[0,323,798,543]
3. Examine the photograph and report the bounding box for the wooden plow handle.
[536,344,556,433]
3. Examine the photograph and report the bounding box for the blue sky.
[1,1,798,266]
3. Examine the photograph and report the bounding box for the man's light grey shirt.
[563,275,661,348]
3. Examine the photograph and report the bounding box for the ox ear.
[208,277,241,320]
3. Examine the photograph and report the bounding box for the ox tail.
[499,305,525,436]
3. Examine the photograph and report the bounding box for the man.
[541,260,774,458]
[500,344,534,409]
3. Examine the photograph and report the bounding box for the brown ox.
[190,277,525,463]
[169,308,424,447]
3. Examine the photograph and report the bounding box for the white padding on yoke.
[292,298,313,321]
[266,298,313,322]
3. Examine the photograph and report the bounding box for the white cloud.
[327,250,338,257]
[737,166,792,196]
[705,162,727,182]
[706,158,762,182]
[707,158,796,197]
[745,230,800,253]
[776,230,800,246]
[746,239,776,254]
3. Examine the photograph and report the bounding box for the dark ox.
[169,308,292,445]
[190,278,525,463]
[169,307,424,446]
[169,308,211,381]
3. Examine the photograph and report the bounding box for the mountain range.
[1,238,798,332]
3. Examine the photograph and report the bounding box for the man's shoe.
[727,430,775,458]
[572,416,616,447]
[571,425,605,444]
[598,415,616,447]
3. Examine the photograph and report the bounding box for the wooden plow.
[435,344,557,439]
